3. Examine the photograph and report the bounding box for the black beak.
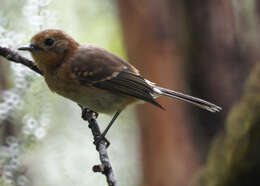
[18,44,40,51]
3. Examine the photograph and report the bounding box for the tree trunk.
[183,0,253,159]
[117,1,199,186]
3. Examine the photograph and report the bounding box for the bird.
[18,29,221,140]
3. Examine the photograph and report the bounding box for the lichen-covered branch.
[81,108,118,186]
[0,46,118,186]
[0,46,42,75]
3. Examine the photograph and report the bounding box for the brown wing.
[94,71,164,109]
[71,45,133,84]
[71,45,164,109]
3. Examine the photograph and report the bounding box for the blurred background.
[0,0,260,186]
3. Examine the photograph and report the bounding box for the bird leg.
[94,111,121,147]
[79,105,110,148]
[102,111,121,138]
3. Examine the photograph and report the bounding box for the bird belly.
[75,87,132,113]
[54,85,136,114]
[44,70,137,114]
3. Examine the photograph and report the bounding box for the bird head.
[19,29,79,72]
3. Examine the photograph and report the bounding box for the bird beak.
[18,44,33,51]
[18,44,40,51]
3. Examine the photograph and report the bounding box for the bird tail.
[152,85,222,113]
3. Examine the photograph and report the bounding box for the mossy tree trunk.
[182,0,254,159]
[192,63,260,186]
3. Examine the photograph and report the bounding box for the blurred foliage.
[51,0,126,59]
[0,0,140,186]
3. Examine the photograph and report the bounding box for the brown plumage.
[18,29,221,136]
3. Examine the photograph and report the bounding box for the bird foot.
[81,107,98,121]
[94,135,110,149]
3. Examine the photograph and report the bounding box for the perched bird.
[18,29,221,138]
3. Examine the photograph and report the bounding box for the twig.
[0,46,43,75]
[81,108,118,186]
[0,46,119,186]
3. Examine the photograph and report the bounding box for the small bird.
[18,29,221,139]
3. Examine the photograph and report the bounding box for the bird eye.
[44,38,54,46]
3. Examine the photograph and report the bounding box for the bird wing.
[70,45,163,109]
[94,71,164,109]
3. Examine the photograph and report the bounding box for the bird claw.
[79,105,110,149]
[81,107,98,120]
[94,135,110,149]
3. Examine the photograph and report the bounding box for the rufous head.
[19,29,79,72]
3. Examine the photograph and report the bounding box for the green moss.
[192,64,260,186]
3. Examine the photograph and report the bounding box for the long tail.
[152,85,222,112]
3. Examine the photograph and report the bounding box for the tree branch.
[81,108,118,186]
[0,46,118,186]
[0,46,43,75]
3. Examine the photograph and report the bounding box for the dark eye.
[44,38,54,46]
